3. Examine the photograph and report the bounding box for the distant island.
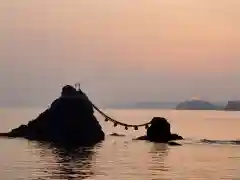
[133,102,177,109]
[106,102,178,109]
[106,100,240,111]
[224,101,240,111]
[176,100,223,110]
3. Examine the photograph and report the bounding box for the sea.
[0,108,239,180]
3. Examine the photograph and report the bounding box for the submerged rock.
[0,85,105,146]
[109,133,125,137]
[136,117,183,143]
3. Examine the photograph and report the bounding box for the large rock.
[0,85,105,146]
[136,117,183,143]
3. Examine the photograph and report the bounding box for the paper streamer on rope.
[92,103,152,130]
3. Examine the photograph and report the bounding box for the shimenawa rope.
[74,84,151,130]
[92,103,152,130]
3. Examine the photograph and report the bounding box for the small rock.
[136,117,183,143]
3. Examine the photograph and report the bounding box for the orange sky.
[0,0,240,104]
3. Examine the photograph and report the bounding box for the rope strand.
[92,103,151,129]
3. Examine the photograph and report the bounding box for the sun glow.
[1,0,240,102]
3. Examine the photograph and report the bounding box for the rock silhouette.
[136,117,183,143]
[0,85,105,146]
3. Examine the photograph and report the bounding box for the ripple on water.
[1,107,240,180]
[0,135,240,180]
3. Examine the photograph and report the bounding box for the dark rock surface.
[0,85,105,146]
[136,117,183,143]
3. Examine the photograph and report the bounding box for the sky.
[0,0,240,106]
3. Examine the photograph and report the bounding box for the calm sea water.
[0,108,240,180]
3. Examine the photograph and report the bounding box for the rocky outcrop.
[176,100,218,110]
[224,101,240,111]
[136,117,183,143]
[0,85,105,146]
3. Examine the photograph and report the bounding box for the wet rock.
[170,133,183,141]
[136,117,183,143]
[0,85,105,146]
[109,133,125,137]
[201,139,240,145]
[168,141,182,146]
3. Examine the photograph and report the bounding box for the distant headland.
[107,100,240,111]
[224,101,240,111]
[176,100,240,111]
[176,100,222,110]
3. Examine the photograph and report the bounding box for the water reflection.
[148,143,170,180]
[32,142,98,180]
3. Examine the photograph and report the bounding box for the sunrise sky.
[0,0,240,106]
